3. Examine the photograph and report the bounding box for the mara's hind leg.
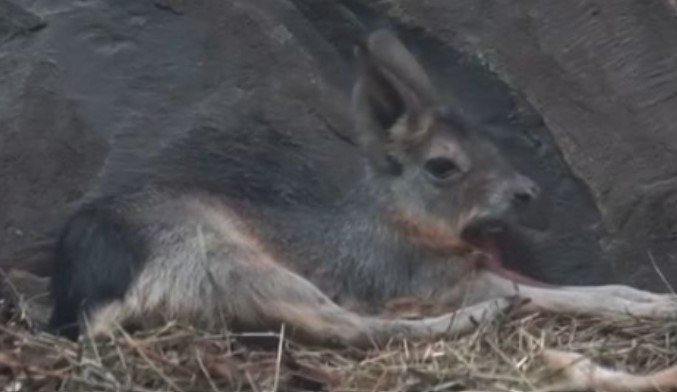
[202,259,518,347]
[82,301,133,337]
[83,256,517,347]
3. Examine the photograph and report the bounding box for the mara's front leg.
[468,270,677,319]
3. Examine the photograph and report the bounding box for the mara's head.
[352,30,540,252]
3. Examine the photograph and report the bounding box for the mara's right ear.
[351,30,440,173]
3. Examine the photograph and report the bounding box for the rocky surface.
[1,0,674,289]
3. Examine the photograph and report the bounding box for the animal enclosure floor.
[1,271,676,391]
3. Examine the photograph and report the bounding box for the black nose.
[461,175,542,245]
[511,177,540,206]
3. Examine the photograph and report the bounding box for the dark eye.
[424,157,459,181]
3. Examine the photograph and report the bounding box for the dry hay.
[0,272,676,391]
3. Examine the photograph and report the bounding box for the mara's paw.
[431,296,529,337]
[568,284,675,303]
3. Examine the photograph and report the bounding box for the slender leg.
[217,262,517,347]
[85,258,518,347]
[559,284,674,302]
[542,350,677,392]
[467,270,677,319]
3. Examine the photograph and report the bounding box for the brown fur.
[388,206,475,256]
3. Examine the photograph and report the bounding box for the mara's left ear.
[351,29,440,172]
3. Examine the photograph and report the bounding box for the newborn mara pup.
[49,30,677,346]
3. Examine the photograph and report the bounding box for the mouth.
[460,219,554,287]
[460,218,508,251]
[459,220,508,278]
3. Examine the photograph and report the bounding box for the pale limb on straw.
[540,349,677,392]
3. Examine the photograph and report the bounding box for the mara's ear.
[352,29,439,172]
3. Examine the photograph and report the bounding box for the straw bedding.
[1,271,675,392]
